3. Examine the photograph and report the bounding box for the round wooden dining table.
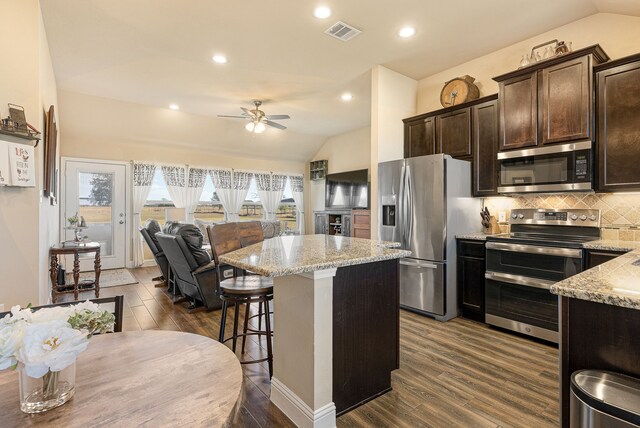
[0,331,243,427]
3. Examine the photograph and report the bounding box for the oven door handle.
[400,259,438,269]
[485,242,583,258]
[485,271,556,290]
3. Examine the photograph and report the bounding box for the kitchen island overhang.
[220,235,410,428]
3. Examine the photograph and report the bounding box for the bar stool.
[207,222,274,377]
[237,221,272,348]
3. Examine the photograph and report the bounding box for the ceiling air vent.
[324,21,361,42]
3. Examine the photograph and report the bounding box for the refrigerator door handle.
[405,164,413,249]
[399,163,407,249]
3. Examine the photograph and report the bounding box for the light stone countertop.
[583,239,640,252]
[550,249,640,310]
[455,232,491,241]
[219,235,411,277]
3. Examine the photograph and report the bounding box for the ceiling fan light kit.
[218,100,290,133]
[245,121,266,134]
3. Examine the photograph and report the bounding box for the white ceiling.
[40,0,640,162]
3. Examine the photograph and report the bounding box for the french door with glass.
[63,160,127,270]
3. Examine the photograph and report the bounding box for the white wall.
[417,13,640,113]
[0,0,59,308]
[38,8,60,305]
[306,126,371,232]
[370,66,417,239]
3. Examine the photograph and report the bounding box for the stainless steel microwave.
[497,141,593,194]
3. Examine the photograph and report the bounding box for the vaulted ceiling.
[41,0,640,162]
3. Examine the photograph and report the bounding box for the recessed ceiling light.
[314,6,331,19]
[169,104,180,110]
[212,54,228,64]
[341,93,353,102]
[398,27,416,38]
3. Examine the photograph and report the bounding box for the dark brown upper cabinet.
[498,73,537,150]
[494,45,609,151]
[540,56,591,145]
[595,53,640,191]
[404,116,436,158]
[437,107,472,159]
[472,97,499,196]
[403,95,499,196]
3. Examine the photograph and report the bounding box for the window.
[140,169,174,227]
[277,178,297,233]
[240,177,264,221]
[194,174,225,223]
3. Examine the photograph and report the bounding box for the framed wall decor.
[44,105,58,204]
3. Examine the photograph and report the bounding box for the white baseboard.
[270,377,336,428]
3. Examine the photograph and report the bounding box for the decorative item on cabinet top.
[518,39,573,69]
[440,75,480,108]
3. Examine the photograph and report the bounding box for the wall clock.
[440,75,480,107]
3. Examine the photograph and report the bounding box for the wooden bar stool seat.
[219,276,273,295]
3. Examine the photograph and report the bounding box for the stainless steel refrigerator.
[378,154,480,321]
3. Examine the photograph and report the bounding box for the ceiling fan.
[218,100,290,133]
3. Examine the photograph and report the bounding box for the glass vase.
[18,363,76,413]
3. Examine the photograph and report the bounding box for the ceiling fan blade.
[265,120,287,130]
[265,114,290,120]
[217,115,249,119]
[241,107,256,117]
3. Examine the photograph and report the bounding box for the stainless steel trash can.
[571,370,640,427]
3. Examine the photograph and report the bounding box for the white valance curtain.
[209,169,251,221]
[289,175,305,234]
[132,162,156,266]
[161,165,187,209]
[255,172,287,220]
[184,168,208,222]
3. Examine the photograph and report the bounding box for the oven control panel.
[509,209,600,227]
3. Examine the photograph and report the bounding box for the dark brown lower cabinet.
[560,296,640,427]
[585,248,627,268]
[456,239,486,322]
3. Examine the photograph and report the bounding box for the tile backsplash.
[483,193,640,239]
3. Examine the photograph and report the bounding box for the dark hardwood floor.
[70,266,559,427]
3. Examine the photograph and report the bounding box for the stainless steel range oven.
[497,141,593,194]
[485,209,600,343]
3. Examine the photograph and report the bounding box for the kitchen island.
[220,234,410,428]
[551,248,640,427]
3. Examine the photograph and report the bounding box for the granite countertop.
[456,232,491,241]
[583,240,640,252]
[219,235,411,277]
[550,249,640,310]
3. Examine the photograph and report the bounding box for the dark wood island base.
[333,259,399,415]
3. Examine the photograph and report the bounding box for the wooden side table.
[49,242,101,303]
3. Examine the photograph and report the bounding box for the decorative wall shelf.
[0,128,41,147]
[310,159,328,181]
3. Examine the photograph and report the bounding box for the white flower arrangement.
[0,301,115,378]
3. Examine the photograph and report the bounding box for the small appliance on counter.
[378,154,481,321]
[484,208,601,343]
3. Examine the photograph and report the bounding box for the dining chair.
[0,296,124,333]
[207,222,274,377]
